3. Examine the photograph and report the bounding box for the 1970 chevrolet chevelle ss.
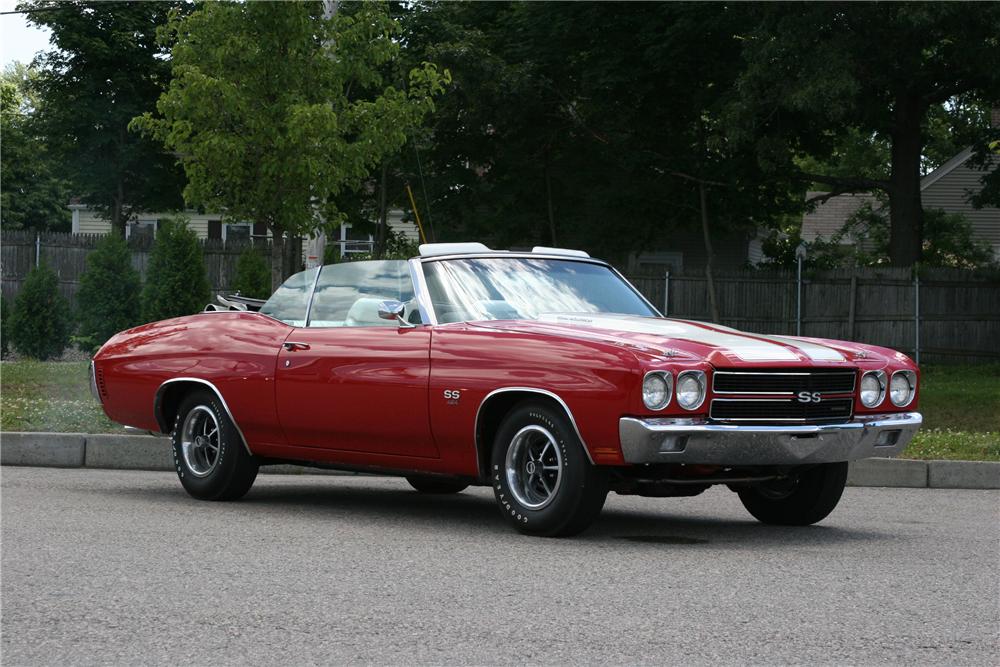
[91,243,922,536]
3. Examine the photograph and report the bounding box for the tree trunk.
[269,226,285,293]
[699,183,721,323]
[111,179,126,237]
[544,155,557,246]
[887,94,925,267]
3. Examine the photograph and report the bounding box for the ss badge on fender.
[443,389,462,405]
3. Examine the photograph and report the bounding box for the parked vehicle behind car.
[91,243,921,536]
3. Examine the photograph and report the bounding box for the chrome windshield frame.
[410,253,662,327]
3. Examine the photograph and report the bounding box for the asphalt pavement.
[2,467,998,666]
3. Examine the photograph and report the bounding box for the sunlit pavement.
[2,467,997,665]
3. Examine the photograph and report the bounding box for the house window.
[127,219,157,241]
[208,220,222,240]
[224,223,251,244]
[339,224,374,256]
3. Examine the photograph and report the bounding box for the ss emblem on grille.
[797,391,822,403]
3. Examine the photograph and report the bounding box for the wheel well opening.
[155,381,204,434]
[475,391,564,481]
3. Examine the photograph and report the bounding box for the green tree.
[231,247,271,299]
[0,63,72,231]
[732,3,1000,266]
[141,217,210,322]
[9,264,71,360]
[76,233,142,353]
[23,0,186,234]
[132,1,448,290]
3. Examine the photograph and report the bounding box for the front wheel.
[491,401,608,537]
[171,390,259,501]
[738,462,849,526]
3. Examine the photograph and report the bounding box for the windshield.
[422,257,657,323]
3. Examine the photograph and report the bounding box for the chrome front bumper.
[619,412,922,465]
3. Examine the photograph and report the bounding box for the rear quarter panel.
[94,312,292,449]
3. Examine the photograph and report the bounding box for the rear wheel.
[171,390,258,501]
[405,476,468,494]
[490,401,608,537]
[738,462,849,526]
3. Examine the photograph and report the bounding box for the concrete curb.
[1,432,998,488]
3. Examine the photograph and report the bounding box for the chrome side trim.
[154,378,253,456]
[474,387,596,471]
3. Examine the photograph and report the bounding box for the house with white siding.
[801,149,1000,259]
[68,204,421,264]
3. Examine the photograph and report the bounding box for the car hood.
[468,313,895,367]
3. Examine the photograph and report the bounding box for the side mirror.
[377,300,415,328]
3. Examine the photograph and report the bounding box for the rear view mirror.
[377,300,415,328]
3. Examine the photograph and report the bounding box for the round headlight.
[642,372,671,410]
[859,370,885,408]
[676,371,706,410]
[890,371,915,407]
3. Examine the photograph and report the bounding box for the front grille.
[713,370,856,394]
[709,368,856,423]
[710,398,854,423]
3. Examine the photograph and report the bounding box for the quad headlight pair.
[860,369,916,408]
[642,370,706,411]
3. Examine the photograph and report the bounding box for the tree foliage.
[22,0,186,234]
[231,247,271,299]
[8,264,71,360]
[132,0,449,289]
[0,63,72,231]
[731,3,1000,266]
[140,217,210,322]
[76,233,142,353]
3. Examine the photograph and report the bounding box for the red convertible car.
[91,243,921,536]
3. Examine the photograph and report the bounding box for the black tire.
[171,389,259,501]
[405,476,468,494]
[738,462,849,526]
[490,401,608,537]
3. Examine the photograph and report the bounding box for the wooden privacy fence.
[626,268,1000,364]
[2,231,997,364]
[1,230,301,304]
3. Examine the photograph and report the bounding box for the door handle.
[283,341,311,352]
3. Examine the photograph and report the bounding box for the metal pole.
[796,254,802,336]
[663,270,670,316]
[914,272,921,365]
[35,233,40,268]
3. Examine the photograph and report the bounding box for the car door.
[273,261,438,458]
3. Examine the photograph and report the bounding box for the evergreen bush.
[76,233,142,352]
[141,216,211,322]
[231,247,271,298]
[9,263,72,360]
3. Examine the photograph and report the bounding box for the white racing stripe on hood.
[538,314,800,361]
[765,335,846,361]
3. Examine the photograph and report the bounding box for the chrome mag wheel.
[180,405,221,477]
[505,425,563,510]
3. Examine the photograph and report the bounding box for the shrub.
[9,263,72,360]
[141,216,211,322]
[76,233,142,353]
[231,247,271,298]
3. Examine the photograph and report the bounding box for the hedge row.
[0,219,271,360]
